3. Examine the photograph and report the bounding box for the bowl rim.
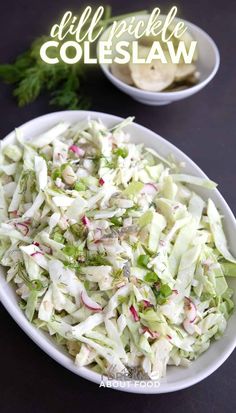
[0,110,235,394]
[97,14,220,97]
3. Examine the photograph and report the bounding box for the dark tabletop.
[0,0,236,412]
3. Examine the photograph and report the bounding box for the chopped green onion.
[62,245,78,257]
[156,295,167,305]
[74,181,86,191]
[153,284,172,305]
[110,217,122,227]
[52,232,65,244]
[31,279,44,291]
[160,284,172,298]
[137,254,150,268]
[52,168,61,180]
[144,271,158,283]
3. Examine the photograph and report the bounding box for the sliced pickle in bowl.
[109,20,199,93]
[129,60,176,92]
[110,62,134,85]
[175,63,196,81]
[129,45,176,92]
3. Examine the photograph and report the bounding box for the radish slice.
[130,305,139,322]
[94,228,102,241]
[183,297,197,334]
[40,245,53,255]
[69,145,85,157]
[142,326,159,339]
[23,219,31,225]
[183,319,195,335]
[142,300,152,308]
[32,242,52,255]
[11,210,19,218]
[80,291,102,312]
[141,183,158,196]
[14,222,29,236]
[30,251,48,269]
[167,289,179,303]
[99,178,105,186]
[184,297,197,323]
[81,216,90,227]
[31,251,44,257]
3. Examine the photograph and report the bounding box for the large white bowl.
[97,15,220,105]
[0,111,235,394]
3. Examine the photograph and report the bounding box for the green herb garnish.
[113,147,128,158]
[0,8,146,110]
[85,254,110,266]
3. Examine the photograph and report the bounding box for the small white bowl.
[0,111,236,394]
[97,15,220,105]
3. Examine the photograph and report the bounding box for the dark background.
[0,1,236,412]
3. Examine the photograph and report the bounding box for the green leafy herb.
[84,254,110,266]
[63,261,81,270]
[0,8,146,110]
[113,147,128,158]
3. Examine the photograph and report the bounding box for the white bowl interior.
[97,15,220,103]
[0,111,235,394]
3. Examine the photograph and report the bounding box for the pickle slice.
[175,63,196,81]
[110,62,133,85]
[129,59,176,92]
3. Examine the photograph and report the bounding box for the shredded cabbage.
[0,117,235,380]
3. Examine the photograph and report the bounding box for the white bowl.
[0,110,235,394]
[97,15,220,105]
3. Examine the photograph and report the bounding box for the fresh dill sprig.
[0,7,147,110]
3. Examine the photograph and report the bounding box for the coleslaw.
[0,117,235,380]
